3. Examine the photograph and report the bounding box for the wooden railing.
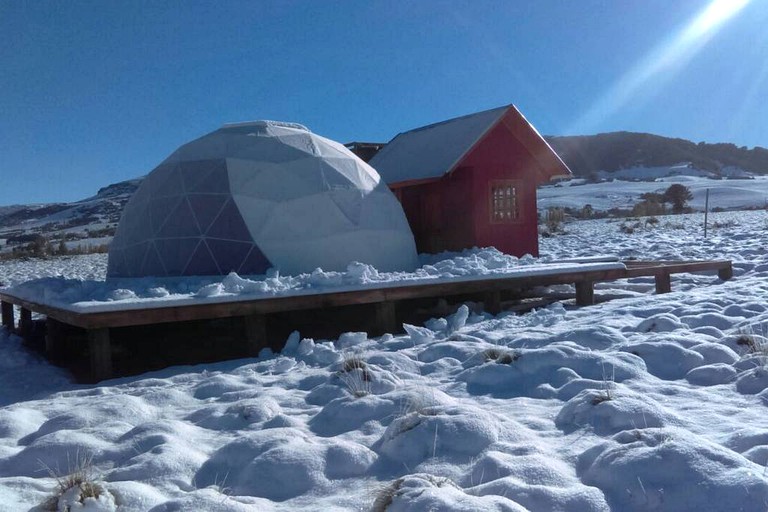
[0,259,733,382]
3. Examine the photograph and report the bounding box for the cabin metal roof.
[369,105,510,185]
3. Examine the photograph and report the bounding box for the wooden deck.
[0,259,733,382]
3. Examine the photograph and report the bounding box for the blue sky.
[1,0,767,206]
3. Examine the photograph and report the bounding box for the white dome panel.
[108,121,417,277]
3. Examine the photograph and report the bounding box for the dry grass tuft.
[371,475,458,511]
[342,355,370,376]
[40,451,106,511]
[482,348,520,364]
[592,363,616,405]
[338,353,372,398]
[371,477,405,512]
[736,325,768,368]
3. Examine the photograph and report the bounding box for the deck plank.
[0,259,733,331]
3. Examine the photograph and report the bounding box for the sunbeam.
[568,0,751,135]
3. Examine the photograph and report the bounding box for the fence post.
[703,188,709,239]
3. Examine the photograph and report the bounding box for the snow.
[595,163,716,181]
[1,251,624,313]
[1,209,768,511]
[539,175,768,212]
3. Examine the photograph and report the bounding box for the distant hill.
[0,178,141,232]
[0,178,142,256]
[545,132,768,177]
[3,131,768,248]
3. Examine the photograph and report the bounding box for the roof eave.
[387,176,442,189]
[505,106,572,183]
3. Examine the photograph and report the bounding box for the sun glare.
[689,0,750,38]
[568,0,751,135]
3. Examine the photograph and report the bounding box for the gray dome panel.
[108,121,417,277]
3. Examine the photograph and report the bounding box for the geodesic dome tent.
[107,121,418,278]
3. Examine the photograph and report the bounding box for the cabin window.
[490,181,520,223]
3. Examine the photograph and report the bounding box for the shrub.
[663,184,693,214]
[0,241,109,261]
[619,220,642,234]
[580,204,594,219]
[547,207,565,229]
[57,240,69,255]
[541,207,566,237]
[632,199,665,217]
[711,220,738,229]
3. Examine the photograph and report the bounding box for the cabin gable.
[458,112,545,256]
[365,105,571,257]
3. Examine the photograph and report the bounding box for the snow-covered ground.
[539,175,768,212]
[1,210,768,511]
[596,163,716,181]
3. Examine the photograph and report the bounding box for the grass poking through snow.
[592,363,616,405]
[482,347,520,364]
[338,353,372,398]
[39,451,110,511]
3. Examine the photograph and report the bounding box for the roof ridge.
[395,104,513,137]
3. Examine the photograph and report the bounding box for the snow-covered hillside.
[1,210,767,511]
[2,172,767,259]
[0,178,140,255]
[539,175,768,212]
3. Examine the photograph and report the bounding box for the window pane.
[490,182,519,222]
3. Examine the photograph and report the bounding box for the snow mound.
[620,341,705,380]
[309,395,399,437]
[685,363,737,385]
[194,429,334,501]
[555,388,679,435]
[459,344,645,398]
[578,428,768,512]
[376,404,502,467]
[374,473,529,512]
[735,367,768,395]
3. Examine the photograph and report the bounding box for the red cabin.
[360,105,571,257]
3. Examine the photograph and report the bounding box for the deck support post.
[88,328,113,382]
[575,281,594,306]
[45,317,66,359]
[655,271,672,294]
[718,265,733,280]
[1,301,14,332]
[374,301,398,335]
[243,314,267,357]
[19,308,32,338]
[484,291,502,315]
